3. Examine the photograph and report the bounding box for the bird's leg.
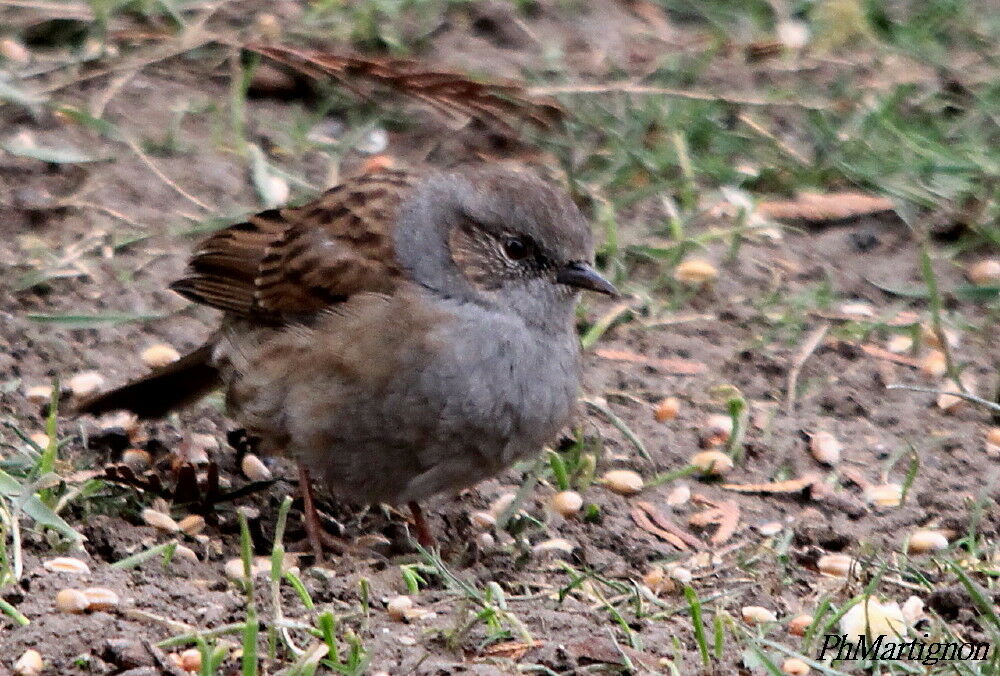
[408,501,436,549]
[298,464,326,562]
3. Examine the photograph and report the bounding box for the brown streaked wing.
[170,169,417,319]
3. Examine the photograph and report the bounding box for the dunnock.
[78,165,616,551]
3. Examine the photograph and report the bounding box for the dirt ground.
[2,1,998,674]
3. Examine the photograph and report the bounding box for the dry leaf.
[721,474,819,494]
[477,640,542,661]
[565,639,660,669]
[594,348,707,375]
[688,500,741,545]
[758,192,894,223]
[631,507,691,551]
[634,501,703,549]
[860,344,922,368]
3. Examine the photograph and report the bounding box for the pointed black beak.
[556,261,618,296]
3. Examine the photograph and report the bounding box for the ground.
[1,1,999,674]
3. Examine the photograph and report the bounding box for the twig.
[527,83,830,110]
[123,135,213,213]
[737,112,811,166]
[785,322,830,410]
[887,384,1000,413]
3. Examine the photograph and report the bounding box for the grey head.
[394,165,617,331]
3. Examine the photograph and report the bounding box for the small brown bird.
[78,164,616,553]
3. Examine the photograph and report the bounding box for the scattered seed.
[68,371,105,398]
[776,19,810,49]
[701,414,733,447]
[642,566,665,589]
[43,557,90,574]
[224,556,274,579]
[469,511,497,529]
[654,397,681,422]
[758,521,782,536]
[669,567,693,584]
[809,431,841,465]
[29,432,49,449]
[178,514,206,536]
[83,587,119,611]
[142,508,180,533]
[475,532,495,549]
[782,657,810,675]
[179,647,201,672]
[921,324,960,350]
[241,453,272,481]
[488,493,516,519]
[690,450,734,475]
[838,301,875,317]
[817,553,855,577]
[141,343,180,368]
[674,259,718,284]
[13,649,43,676]
[24,385,52,404]
[885,334,913,354]
[386,595,414,622]
[866,483,903,507]
[601,469,644,495]
[936,376,975,412]
[906,529,949,554]
[174,544,199,563]
[121,448,152,471]
[742,606,778,624]
[252,12,281,40]
[988,428,1000,447]
[532,538,575,557]
[919,350,947,377]
[55,588,89,613]
[840,597,905,639]
[901,595,925,624]
[788,614,813,636]
[666,483,690,508]
[549,490,583,517]
[967,259,1000,285]
[0,38,30,64]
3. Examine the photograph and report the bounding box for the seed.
[0,38,30,64]
[788,614,813,636]
[654,397,681,422]
[83,587,119,611]
[141,343,181,368]
[68,371,105,398]
[549,490,583,517]
[241,453,272,481]
[701,414,733,447]
[782,657,810,675]
[690,450,734,475]
[253,12,281,40]
[674,259,718,284]
[759,521,783,536]
[866,483,903,507]
[936,377,974,412]
[642,566,665,589]
[919,350,947,377]
[906,529,949,554]
[666,483,690,507]
[532,538,575,556]
[24,385,52,404]
[178,514,206,536]
[838,301,875,317]
[742,606,778,624]
[809,431,841,465]
[13,649,43,676]
[121,448,152,471]
[901,595,925,624]
[174,544,199,563]
[670,566,693,584]
[386,595,413,621]
[43,557,90,574]
[817,553,855,577]
[488,493,517,519]
[179,647,201,672]
[885,334,912,354]
[776,19,810,49]
[469,511,496,529]
[967,259,1000,285]
[29,432,50,449]
[142,508,180,533]
[840,597,905,639]
[601,469,644,495]
[55,588,89,613]
[987,428,1000,447]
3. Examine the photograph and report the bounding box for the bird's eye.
[503,237,529,261]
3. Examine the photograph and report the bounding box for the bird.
[77,163,616,555]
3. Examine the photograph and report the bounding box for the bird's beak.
[556,261,618,296]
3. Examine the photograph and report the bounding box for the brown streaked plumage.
[77,164,616,555]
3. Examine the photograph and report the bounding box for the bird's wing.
[170,168,418,319]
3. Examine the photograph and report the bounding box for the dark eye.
[502,237,530,261]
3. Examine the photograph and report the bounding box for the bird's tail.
[75,343,221,419]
